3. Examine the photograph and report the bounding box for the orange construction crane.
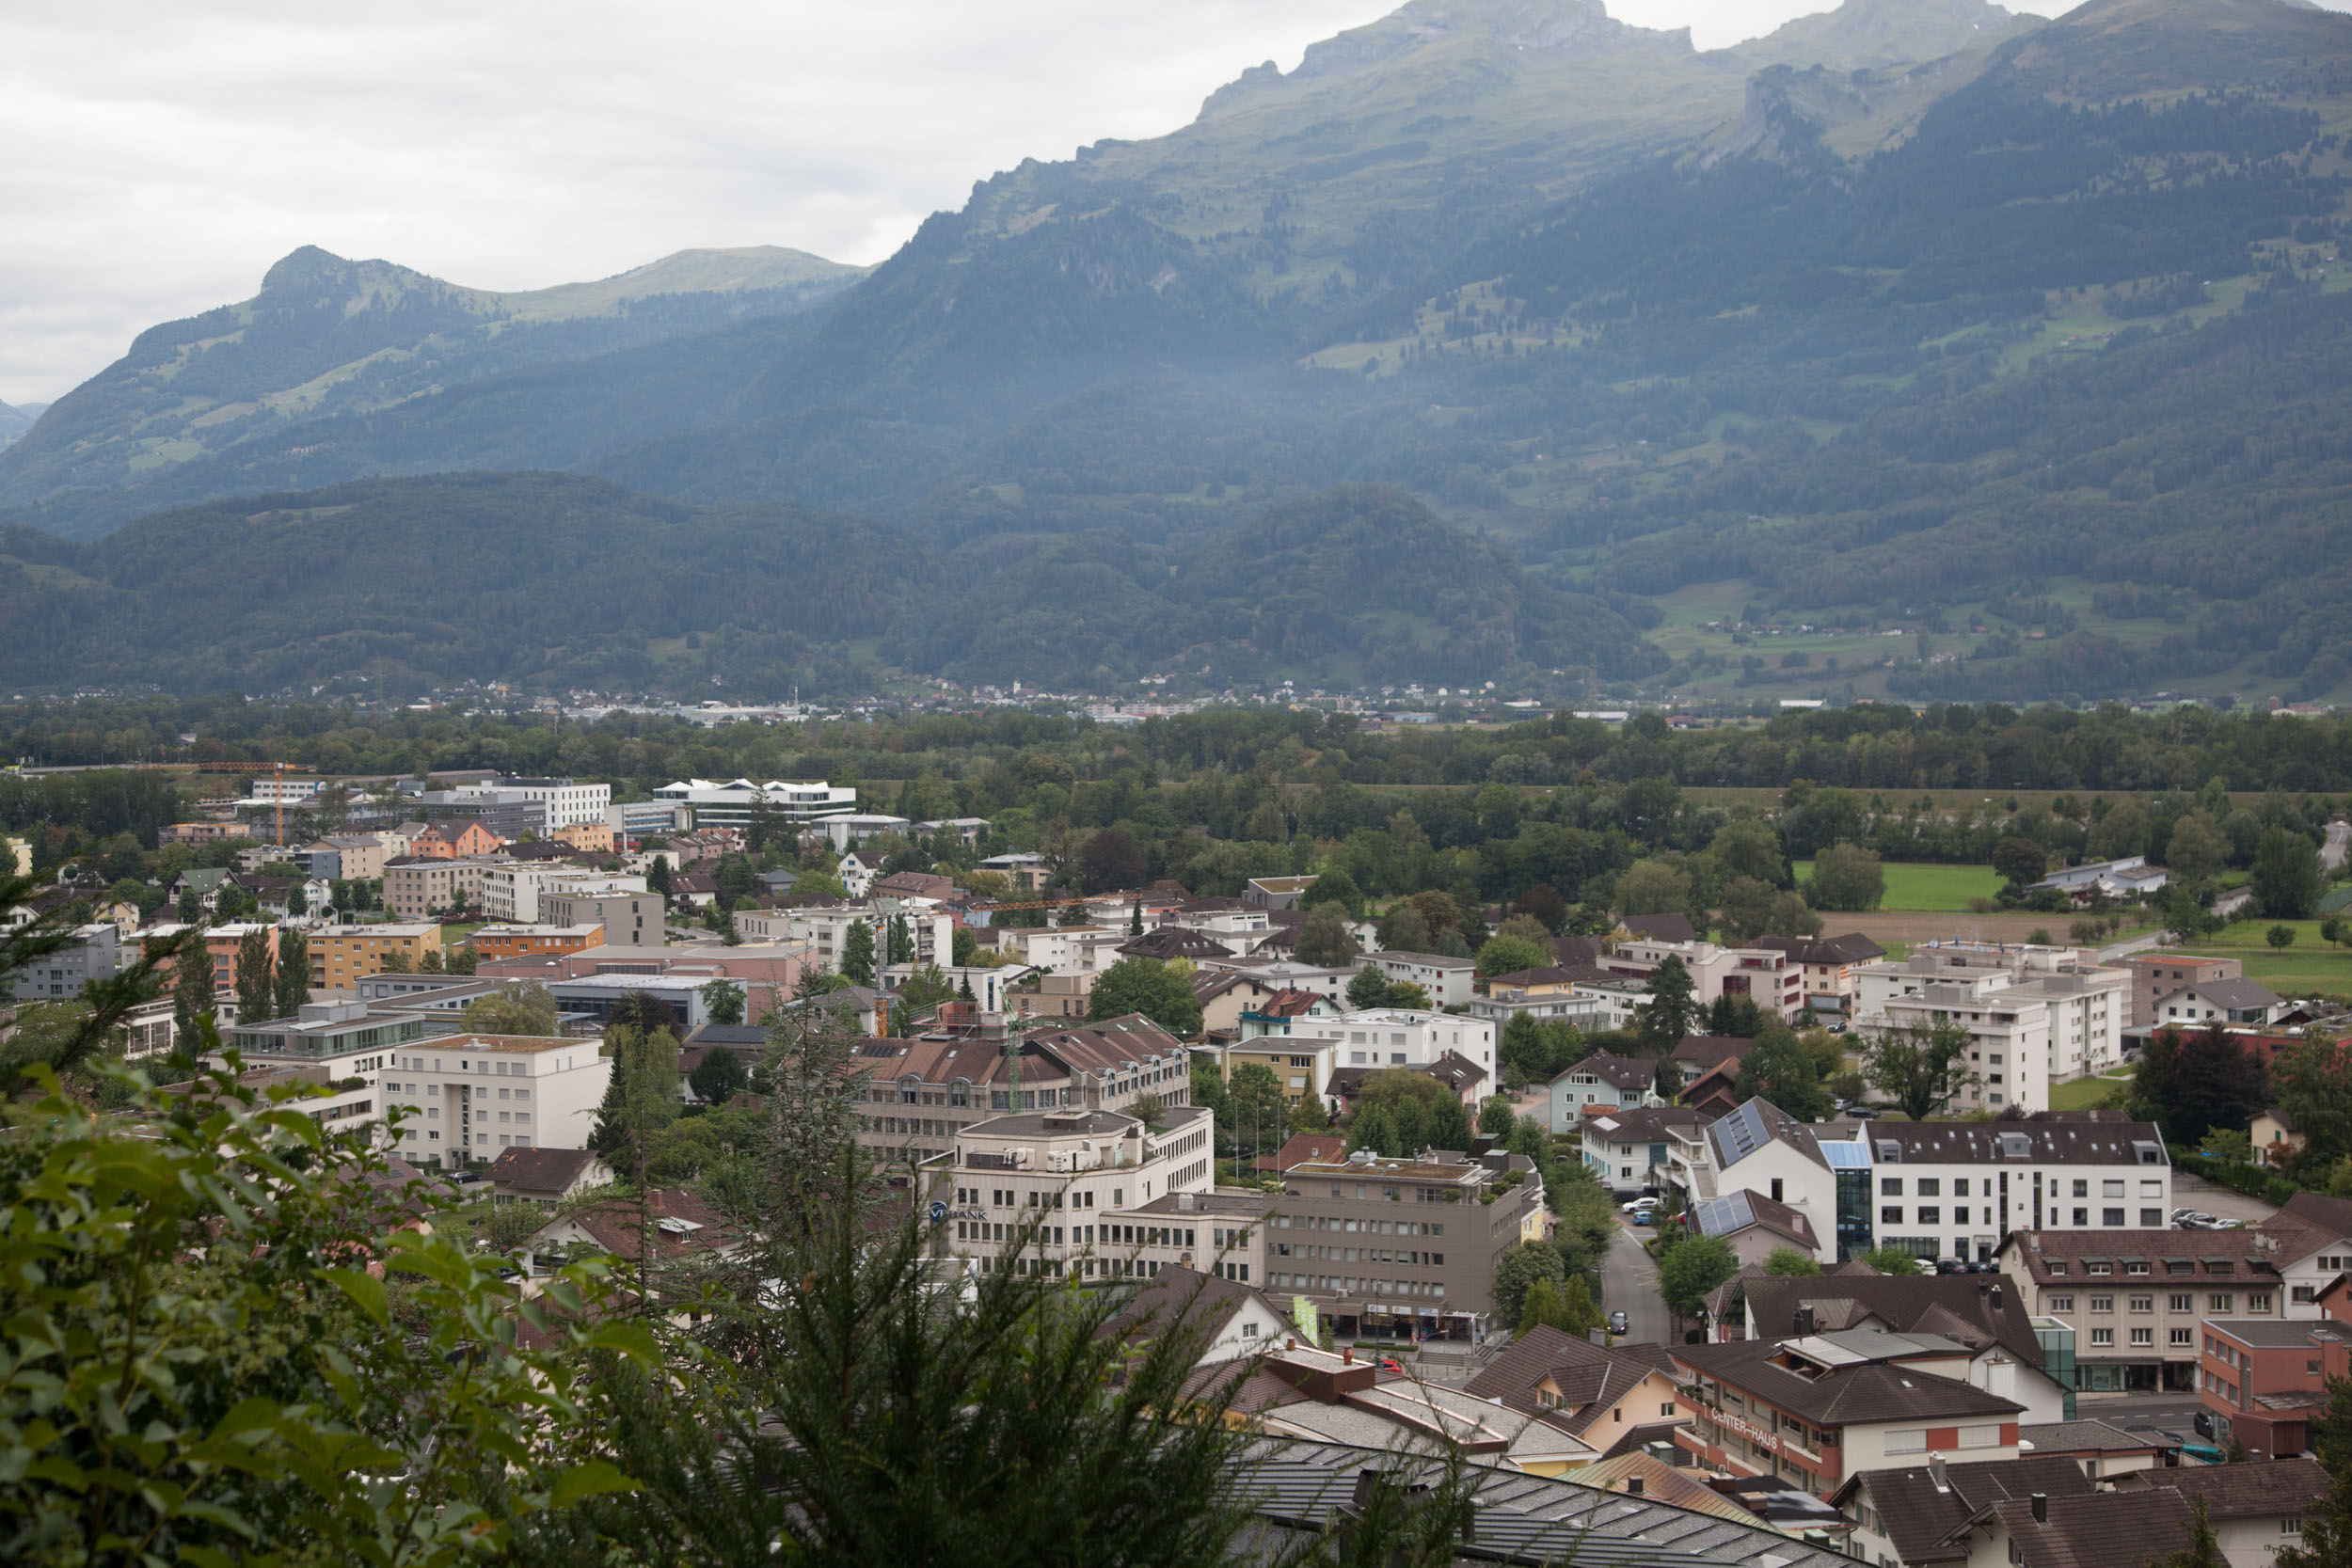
[183,760,300,846]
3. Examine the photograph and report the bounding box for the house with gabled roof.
[1465,1324,1689,1464]
[1547,1052,1663,1129]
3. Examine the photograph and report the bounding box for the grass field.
[2051,1072,2132,1112]
[1794,860,2003,912]
[2165,920,2352,1000]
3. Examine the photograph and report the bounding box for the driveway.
[2327,820,2350,872]
[2171,1169,2281,1227]
[1601,1215,1675,1350]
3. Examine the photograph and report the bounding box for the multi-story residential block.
[7,922,124,1002]
[1369,950,1477,1007]
[851,1016,1192,1168]
[1463,966,1612,1030]
[477,861,585,924]
[2128,952,2249,1028]
[1752,932,1887,1019]
[410,821,505,860]
[1856,943,2130,1101]
[316,923,445,987]
[1263,1148,1548,1340]
[382,855,494,918]
[1674,1331,2027,1496]
[1605,939,1806,1020]
[759,901,953,970]
[1996,1227,2288,1393]
[807,813,913,851]
[1218,1034,1343,1112]
[1671,1101,2171,1267]
[409,795,539,843]
[2200,1318,2349,1459]
[539,878,661,950]
[928,1105,1217,1284]
[375,1031,612,1166]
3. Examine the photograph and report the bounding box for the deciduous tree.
[1860,1018,1981,1120]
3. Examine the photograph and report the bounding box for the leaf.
[549,1459,639,1507]
[320,1267,389,1326]
[580,1320,661,1370]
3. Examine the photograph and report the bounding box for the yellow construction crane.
[184,760,299,846]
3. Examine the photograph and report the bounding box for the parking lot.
[2171,1170,2282,1228]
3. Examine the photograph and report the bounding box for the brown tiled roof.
[1854,1117,2166,1167]
[1756,933,1885,965]
[1585,1106,1713,1143]
[1740,1275,2048,1369]
[485,1146,603,1196]
[1670,1034,1758,1067]
[1992,1490,2193,1568]
[560,1189,739,1262]
[1422,1051,1487,1093]
[1551,934,1606,966]
[1555,1053,1658,1092]
[2018,1419,2168,1455]
[2003,1229,2285,1283]
[1254,1132,1349,1172]
[1465,1324,1677,1436]
[2281,1190,2352,1236]
[1104,1263,1283,1349]
[1120,927,1232,960]
[1672,1338,2026,1426]
[2139,1457,2331,1519]
[1840,1454,2094,1566]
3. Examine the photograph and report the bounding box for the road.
[2327,820,2350,872]
[1601,1216,1674,1349]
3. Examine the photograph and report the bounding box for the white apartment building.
[993,924,1128,975]
[1856,944,2129,1105]
[1150,900,1275,955]
[1369,951,1477,1008]
[807,813,912,851]
[377,1031,612,1167]
[654,779,858,830]
[1284,1008,1497,1081]
[488,778,612,831]
[1672,1098,2172,1266]
[739,903,954,970]
[477,862,584,924]
[927,1105,1218,1283]
[1608,939,1805,1019]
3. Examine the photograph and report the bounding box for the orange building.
[411,821,502,860]
[316,923,444,987]
[469,924,605,962]
[551,822,618,853]
[203,923,280,1009]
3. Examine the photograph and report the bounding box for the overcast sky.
[0,0,2080,407]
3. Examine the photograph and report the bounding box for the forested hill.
[0,474,1657,696]
[8,0,2352,705]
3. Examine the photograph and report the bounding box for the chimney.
[1991,1283,2004,1310]
[2031,1493,2048,1525]
[1625,1477,1645,1497]
[1343,1346,1355,1365]
[1287,1337,1298,1351]
[1930,1455,1949,1494]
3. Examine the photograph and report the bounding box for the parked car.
[1934,1258,1969,1275]
[2170,1207,2201,1223]
[1621,1197,1661,1215]
[1608,1310,1629,1335]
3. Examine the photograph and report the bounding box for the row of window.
[1267,1272,1446,1297]
[2048,1257,2235,1277]
[1277,1213,1447,1237]
[1881,1177,2160,1198]
[2049,1292,2265,1314]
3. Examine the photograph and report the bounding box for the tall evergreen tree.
[1637,955,1697,1050]
[273,927,310,1019]
[840,920,877,986]
[232,927,274,1022]
[172,935,215,1046]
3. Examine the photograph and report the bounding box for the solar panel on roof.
[1823,1141,1873,1169]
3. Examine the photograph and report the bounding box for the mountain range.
[4,0,2350,705]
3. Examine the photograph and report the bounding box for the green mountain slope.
[0,244,865,512]
[0,474,1655,696]
[9,0,2352,704]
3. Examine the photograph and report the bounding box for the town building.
[1689,1189,1824,1266]
[2199,1318,2348,1459]
[469,924,605,961]
[1753,933,1887,1019]
[383,855,493,918]
[1604,939,1806,1020]
[375,1031,612,1166]
[1462,1323,1690,1463]
[1584,1106,1715,1195]
[2127,953,2246,1029]
[1995,1227,2288,1392]
[1242,876,1318,911]
[1369,950,1478,1008]
[1546,1053,1665,1128]
[651,778,859,830]
[1856,943,2131,1101]
[1670,1101,2172,1267]
[315,923,446,987]
[1263,1147,1549,1340]
[1727,1275,2073,1421]
[539,878,662,950]
[7,921,124,1002]
[485,1146,615,1207]
[1835,1452,2096,1568]
[928,1105,1217,1284]
[489,777,611,831]
[1673,1330,2028,1496]
[2106,1464,2333,1568]
[2152,976,2289,1028]
[2026,856,2169,905]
